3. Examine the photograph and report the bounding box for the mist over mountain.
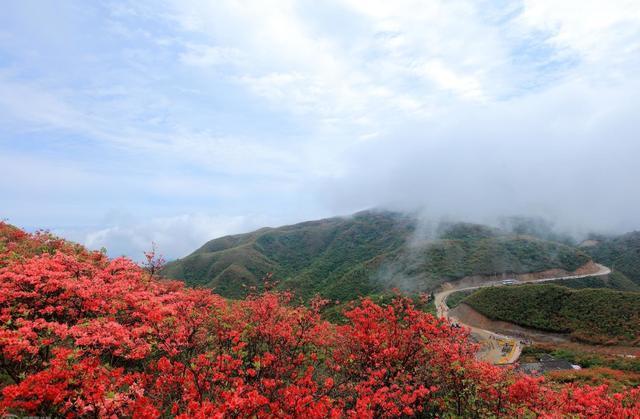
[2,1,640,261]
[163,210,597,302]
[318,90,640,236]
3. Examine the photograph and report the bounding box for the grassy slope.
[463,284,640,345]
[163,211,592,302]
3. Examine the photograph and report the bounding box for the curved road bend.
[434,263,611,365]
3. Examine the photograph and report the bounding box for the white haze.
[320,77,640,237]
[1,0,639,260]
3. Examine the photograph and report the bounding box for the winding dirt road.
[434,263,611,365]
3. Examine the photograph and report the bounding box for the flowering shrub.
[0,222,638,417]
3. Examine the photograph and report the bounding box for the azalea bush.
[0,222,638,418]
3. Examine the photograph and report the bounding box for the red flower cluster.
[0,222,638,417]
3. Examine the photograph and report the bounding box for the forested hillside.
[163,211,592,301]
[584,232,640,286]
[462,284,640,345]
[552,271,640,292]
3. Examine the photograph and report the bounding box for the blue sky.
[1,0,640,260]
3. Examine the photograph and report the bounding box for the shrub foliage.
[0,222,638,417]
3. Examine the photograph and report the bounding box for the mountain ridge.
[163,210,592,301]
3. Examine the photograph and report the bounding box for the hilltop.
[163,210,592,301]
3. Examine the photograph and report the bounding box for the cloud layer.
[1,0,639,259]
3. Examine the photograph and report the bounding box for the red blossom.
[0,222,638,417]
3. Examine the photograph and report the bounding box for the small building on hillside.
[517,354,578,375]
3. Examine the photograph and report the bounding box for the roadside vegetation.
[445,289,475,308]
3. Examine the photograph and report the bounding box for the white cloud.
[418,60,485,100]
[166,0,502,132]
[179,43,244,67]
[67,213,259,261]
[0,75,311,181]
[0,77,94,133]
[3,0,640,259]
[519,0,640,65]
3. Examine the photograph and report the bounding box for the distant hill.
[551,271,640,292]
[584,231,640,286]
[163,211,592,301]
[162,211,415,298]
[461,284,640,346]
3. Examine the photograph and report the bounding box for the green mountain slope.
[462,284,640,346]
[163,211,592,301]
[164,211,415,298]
[551,271,640,292]
[584,232,640,286]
